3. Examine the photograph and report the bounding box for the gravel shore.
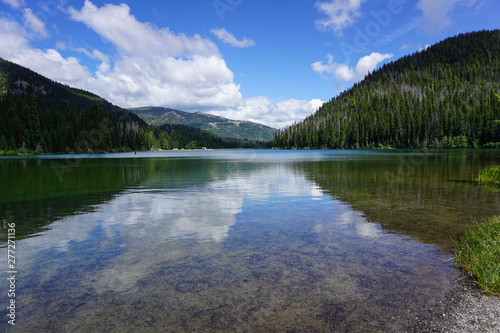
[411,273,500,332]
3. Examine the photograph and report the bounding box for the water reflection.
[15,163,325,255]
[301,151,500,250]
[0,150,499,332]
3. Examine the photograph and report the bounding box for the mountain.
[0,58,268,154]
[0,58,145,126]
[129,106,276,141]
[0,58,149,154]
[274,30,500,149]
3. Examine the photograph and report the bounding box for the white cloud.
[0,17,92,87]
[65,1,322,127]
[207,97,324,129]
[355,52,393,77]
[1,0,25,9]
[55,41,67,50]
[23,8,48,38]
[210,28,255,48]
[68,1,219,58]
[315,0,364,33]
[416,0,456,30]
[399,42,431,53]
[0,0,241,110]
[419,44,431,52]
[75,47,109,64]
[66,0,242,109]
[94,55,243,110]
[312,52,392,88]
[416,0,480,31]
[0,1,323,129]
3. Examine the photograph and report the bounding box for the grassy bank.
[455,216,500,295]
[477,165,500,186]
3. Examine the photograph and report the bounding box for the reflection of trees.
[0,158,146,243]
[0,157,264,244]
[299,152,500,251]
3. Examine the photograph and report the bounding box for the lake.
[1,149,499,332]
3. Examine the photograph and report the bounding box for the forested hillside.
[130,106,276,141]
[145,123,271,150]
[274,30,500,149]
[0,58,268,154]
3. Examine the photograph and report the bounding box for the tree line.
[0,86,144,154]
[0,58,269,155]
[274,30,500,149]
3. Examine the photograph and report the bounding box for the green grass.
[455,216,500,295]
[477,165,500,186]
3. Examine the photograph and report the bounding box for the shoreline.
[411,272,500,332]
[1,147,499,157]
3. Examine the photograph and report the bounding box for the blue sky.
[0,0,498,128]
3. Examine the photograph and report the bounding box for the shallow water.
[1,150,499,332]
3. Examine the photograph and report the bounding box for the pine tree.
[0,135,7,151]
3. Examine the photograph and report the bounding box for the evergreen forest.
[273,30,500,149]
[0,58,269,155]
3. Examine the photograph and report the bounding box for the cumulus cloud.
[416,0,480,31]
[0,1,241,110]
[312,52,392,87]
[1,0,25,9]
[0,17,92,87]
[207,97,324,129]
[68,1,219,58]
[210,28,255,48]
[315,0,364,33]
[23,8,48,38]
[65,0,243,109]
[0,0,323,129]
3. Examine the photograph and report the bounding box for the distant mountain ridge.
[129,106,276,141]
